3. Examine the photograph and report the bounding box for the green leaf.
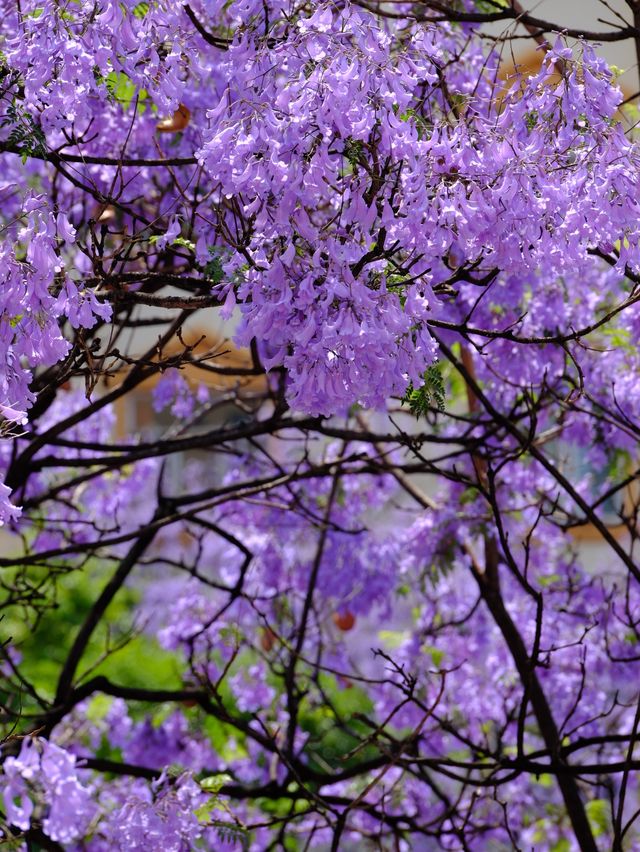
[425,646,445,667]
[194,797,219,822]
[204,247,225,284]
[105,72,147,111]
[378,629,408,649]
[200,773,233,794]
[132,2,150,18]
[213,823,250,849]
[586,798,610,838]
[403,362,446,416]
[3,100,47,161]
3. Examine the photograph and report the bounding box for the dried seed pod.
[260,627,277,651]
[96,204,116,223]
[332,611,356,632]
[156,104,191,133]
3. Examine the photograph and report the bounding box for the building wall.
[490,0,638,93]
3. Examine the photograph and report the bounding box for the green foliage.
[214,823,250,849]
[425,645,445,668]
[170,236,196,252]
[343,137,365,169]
[403,363,446,415]
[132,1,150,18]
[297,674,380,778]
[525,110,539,131]
[147,237,225,284]
[105,71,148,111]
[0,823,24,850]
[204,247,225,284]
[199,773,233,794]
[1,102,47,163]
[601,325,634,353]
[195,774,249,850]
[475,0,509,10]
[586,799,610,838]
[149,234,196,253]
[378,628,408,649]
[1,562,181,714]
[395,104,438,140]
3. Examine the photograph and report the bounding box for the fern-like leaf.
[403,363,446,416]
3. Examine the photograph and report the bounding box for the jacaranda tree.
[3,1,640,848]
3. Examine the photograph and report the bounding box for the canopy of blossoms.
[2,1,640,850]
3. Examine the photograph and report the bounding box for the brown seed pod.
[156,104,191,133]
[95,204,116,224]
[332,611,356,632]
[260,627,277,652]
